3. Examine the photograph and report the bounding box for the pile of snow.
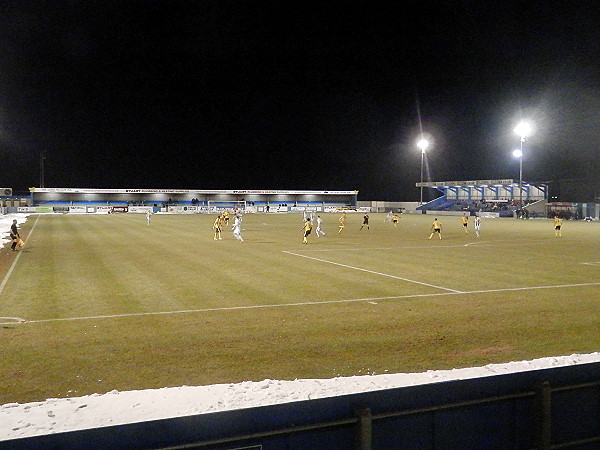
[1,353,599,441]
[0,214,28,244]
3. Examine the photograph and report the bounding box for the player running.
[232,214,244,243]
[338,212,347,234]
[302,218,313,244]
[359,214,370,230]
[428,218,442,239]
[315,215,326,237]
[474,215,481,237]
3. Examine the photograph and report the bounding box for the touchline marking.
[19,281,600,325]
[283,250,462,293]
[0,215,41,298]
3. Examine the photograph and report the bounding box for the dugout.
[27,188,358,211]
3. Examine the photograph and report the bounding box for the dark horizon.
[1,1,598,201]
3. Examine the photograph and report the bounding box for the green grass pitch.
[1,212,599,404]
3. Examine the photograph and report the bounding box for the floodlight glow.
[514,121,532,139]
[513,149,523,158]
[417,138,429,152]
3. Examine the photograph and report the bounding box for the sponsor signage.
[416,179,515,187]
[32,188,358,196]
[128,206,153,213]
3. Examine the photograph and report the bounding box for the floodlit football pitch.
[1,212,599,404]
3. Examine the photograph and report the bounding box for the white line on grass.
[298,244,469,252]
[0,215,41,298]
[19,281,600,325]
[296,240,549,253]
[282,250,463,293]
[0,317,26,325]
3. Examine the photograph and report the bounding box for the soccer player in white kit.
[474,215,481,237]
[146,210,152,225]
[232,215,244,243]
[315,215,326,237]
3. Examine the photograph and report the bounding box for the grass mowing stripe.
[15,280,600,324]
[283,250,463,293]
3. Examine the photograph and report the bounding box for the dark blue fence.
[2,361,598,449]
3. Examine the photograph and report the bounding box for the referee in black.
[10,219,20,251]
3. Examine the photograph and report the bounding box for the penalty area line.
[18,280,600,325]
[282,250,463,293]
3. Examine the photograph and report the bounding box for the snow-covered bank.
[1,353,599,441]
[0,214,28,244]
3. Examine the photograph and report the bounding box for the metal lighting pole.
[417,138,429,205]
[518,138,523,206]
[40,151,46,188]
[513,121,531,213]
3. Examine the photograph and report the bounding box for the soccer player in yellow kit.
[429,218,442,239]
[554,215,562,237]
[222,210,230,227]
[302,218,313,244]
[338,212,347,233]
[461,213,469,233]
[213,214,224,240]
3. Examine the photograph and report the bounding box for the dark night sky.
[1,1,599,200]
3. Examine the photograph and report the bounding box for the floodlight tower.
[417,138,429,205]
[513,121,532,208]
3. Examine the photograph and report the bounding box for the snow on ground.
[1,215,599,441]
[0,214,28,245]
[1,353,598,441]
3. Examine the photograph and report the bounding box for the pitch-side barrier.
[2,361,598,449]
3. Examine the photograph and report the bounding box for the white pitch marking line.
[24,293,453,323]
[17,281,600,325]
[297,240,557,253]
[465,281,600,294]
[0,316,26,325]
[299,244,468,252]
[0,215,41,298]
[580,262,600,267]
[283,250,463,293]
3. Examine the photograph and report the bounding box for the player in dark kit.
[359,214,370,230]
[10,219,20,251]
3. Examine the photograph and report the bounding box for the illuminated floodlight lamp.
[514,121,532,141]
[512,149,523,158]
[417,137,430,205]
[417,138,429,153]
